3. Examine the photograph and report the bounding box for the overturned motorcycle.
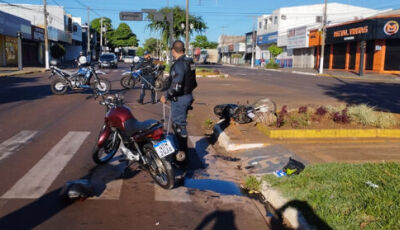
[91,92,181,189]
[49,64,111,95]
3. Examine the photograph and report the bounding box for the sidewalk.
[0,67,47,77]
[223,64,400,82]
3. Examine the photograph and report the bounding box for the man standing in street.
[137,51,156,104]
[161,40,197,166]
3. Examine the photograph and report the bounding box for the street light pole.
[87,7,91,54]
[100,17,103,53]
[319,0,328,74]
[43,0,49,69]
[251,16,256,68]
[17,32,23,71]
[185,0,189,55]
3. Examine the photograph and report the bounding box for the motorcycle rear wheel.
[92,131,120,164]
[120,75,136,89]
[143,143,174,189]
[50,79,68,95]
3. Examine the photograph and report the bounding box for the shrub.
[315,106,327,116]
[265,60,280,69]
[298,106,308,114]
[276,105,288,127]
[332,108,351,124]
[347,104,377,126]
[376,112,398,128]
[244,176,261,192]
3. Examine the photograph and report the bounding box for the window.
[73,25,78,32]
[259,22,262,29]
[316,16,322,23]
[281,14,287,20]
[264,19,268,29]
[274,16,278,24]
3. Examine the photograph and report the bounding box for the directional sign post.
[119,12,143,21]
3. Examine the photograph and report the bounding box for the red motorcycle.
[92,93,176,189]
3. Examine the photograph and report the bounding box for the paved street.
[0,64,278,230]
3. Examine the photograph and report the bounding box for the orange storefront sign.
[309,29,321,46]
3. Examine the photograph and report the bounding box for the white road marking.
[90,152,126,200]
[0,130,38,162]
[2,131,90,199]
[154,185,192,202]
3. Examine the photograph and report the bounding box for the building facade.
[311,13,400,74]
[255,3,382,68]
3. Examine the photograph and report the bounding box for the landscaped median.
[261,162,400,229]
[257,104,400,139]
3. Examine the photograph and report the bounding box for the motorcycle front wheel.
[50,79,68,95]
[120,75,136,89]
[94,78,111,94]
[143,143,174,189]
[92,131,120,164]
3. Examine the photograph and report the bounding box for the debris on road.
[59,179,95,200]
[365,181,379,189]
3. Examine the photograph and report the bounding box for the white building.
[0,3,82,61]
[256,3,384,68]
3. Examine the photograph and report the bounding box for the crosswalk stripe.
[90,153,126,200]
[0,130,38,162]
[2,131,90,199]
[154,185,192,202]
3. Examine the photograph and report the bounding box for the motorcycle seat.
[124,118,160,136]
[53,66,79,77]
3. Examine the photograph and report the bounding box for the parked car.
[99,53,118,68]
[123,56,135,64]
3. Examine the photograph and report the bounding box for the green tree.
[268,44,283,60]
[143,37,165,55]
[90,17,113,34]
[50,44,65,59]
[136,47,144,56]
[147,6,207,46]
[190,35,218,49]
[108,23,138,47]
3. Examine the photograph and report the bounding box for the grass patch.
[203,118,214,130]
[347,104,399,128]
[263,162,400,229]
[244,175,261,192]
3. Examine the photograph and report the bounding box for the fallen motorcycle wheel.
[120,75,136,89]
[143,143,174,189]
[92,131,120,164]
[50,79,68,95]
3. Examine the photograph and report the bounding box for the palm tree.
[147,6,207,46]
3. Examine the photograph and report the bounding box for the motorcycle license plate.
[153,139,175,158]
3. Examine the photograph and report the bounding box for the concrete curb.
[0,69,47,77]
[197,74,229,78]
[260,181,311,230]
[213,121,269,152]
[257,124,400,139]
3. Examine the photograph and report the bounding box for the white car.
[123,56,135,64]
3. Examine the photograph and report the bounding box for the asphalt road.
[0,64,278,230]
[200,64,400,113]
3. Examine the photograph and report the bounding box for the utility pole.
[185,0,189,55]
[167,12,174,65]
[251,16,256,68]
[87,7,91,54]
[43,0,49,69]
[100,17,103,53]
[359,40,366,76]
[17,32,23,70]
[319,0,328,74]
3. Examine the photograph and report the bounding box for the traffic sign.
[119,12,143,21]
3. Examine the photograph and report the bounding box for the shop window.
[333,43,347,69]
[385,39,400,71]
[323,45,330,68]
[316,16,322,23]
[274,16,278,24]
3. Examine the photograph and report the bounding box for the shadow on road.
[0,160,138,229]
[195,210,238,230]
[319,79,400,113]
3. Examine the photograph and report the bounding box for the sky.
[5,0,400,46]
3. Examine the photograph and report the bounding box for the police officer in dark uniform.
[161,40,197,165]
[137,51,156,104]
